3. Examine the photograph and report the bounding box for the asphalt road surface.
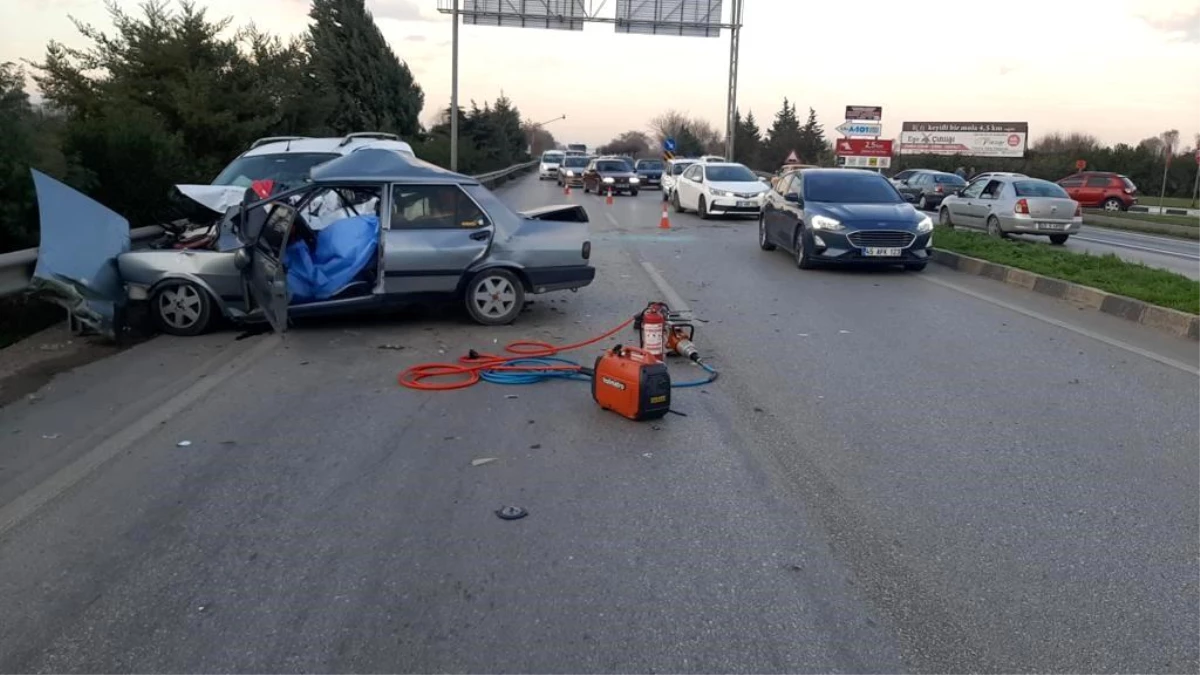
[1,174,1196,673]
[917,205,1200,279]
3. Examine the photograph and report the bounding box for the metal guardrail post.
[0,160,539,300]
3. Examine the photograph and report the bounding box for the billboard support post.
[438,1,740,170]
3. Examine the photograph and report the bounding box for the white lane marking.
[640,261,691,315]
[0,333,283,538]
[606,212,619,226]
[916,275,1198,375]
[1072,235,1200,261]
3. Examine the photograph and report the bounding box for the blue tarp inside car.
[284,214,378,303]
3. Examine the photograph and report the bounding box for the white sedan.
[669,162,768,219]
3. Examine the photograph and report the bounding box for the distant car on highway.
[759,168,932,271]
[939,175,1081,244]
[538,150,565,179]
[583,157,641,196]
[1056,171,1139,211]
[634,158,665,189]
[889,168,932,187]
[556,155,590,189]
[895,170,968,211]
[31,150,596,337]
[671,162,767,218]
[661,158,698,202]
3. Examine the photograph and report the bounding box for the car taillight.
[1014,198,1030,215]
[935,185,944,194]
[1074,203,1081,217]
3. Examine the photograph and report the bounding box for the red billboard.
[835,138,893,157]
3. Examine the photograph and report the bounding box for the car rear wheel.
[918,195,928,210]
[465,269,525,326]
[1103,197,1124,212]
[152,281,213,337]
[758,214,776,251]
[938,207,953,228]
[794,229,814,269]
[986,216,1006,239]
[1048,234,1069,245]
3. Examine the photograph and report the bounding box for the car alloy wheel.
[152,281,213,336]
[1103,198,1123,211]
[758,215,776,251]
[794,230,814,269]
[465,269,525,326]
[986,216,1005,238]
[918,195,928,210]
[938,207,953,228]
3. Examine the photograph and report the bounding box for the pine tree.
[307,0,424,137]
[733,109,763,169]
[765,98,802,166]
[797,107,830,166]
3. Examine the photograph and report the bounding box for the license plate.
[862,247,902,257]
[1037,222,1065,231]
[737,200,757,207]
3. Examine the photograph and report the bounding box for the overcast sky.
[2,0,1198,149]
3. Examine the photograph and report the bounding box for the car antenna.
[286,138,293,151]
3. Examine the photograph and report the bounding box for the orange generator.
[591,345,671,421]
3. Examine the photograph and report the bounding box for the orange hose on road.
[397,316,635,391]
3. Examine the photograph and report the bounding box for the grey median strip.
[930,249,1199,341]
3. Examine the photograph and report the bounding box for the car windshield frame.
[595,161,629,172]
[704,165,758,183]
[211,152,341,188]
[805,172,906,205]
[1012,179,1070,198]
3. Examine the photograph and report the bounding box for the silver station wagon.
[30,149,596,337]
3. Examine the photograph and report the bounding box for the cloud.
[369,0,439,22]
[404,34,427,42]
[1139,7,1200,43]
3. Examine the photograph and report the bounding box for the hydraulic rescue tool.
[397,301,718,422]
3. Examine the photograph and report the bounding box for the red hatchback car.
[1056,172,1138,211]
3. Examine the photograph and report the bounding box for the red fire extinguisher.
[637,302,667,362]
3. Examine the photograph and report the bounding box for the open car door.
[240,201,293,332]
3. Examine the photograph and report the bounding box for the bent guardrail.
[0,160,538,299]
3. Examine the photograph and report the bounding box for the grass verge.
[1135,196,1197,210]
[933,225,1200,315]
[1086,209,1199,228]
[0,297,63,349]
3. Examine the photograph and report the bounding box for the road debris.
[505,394,519,399]
[529,444,541,449]
[377,344,405,351]
[495,506,528,520]
[176,440,192,447]
[471,457,497,466]
[42,433,61,439]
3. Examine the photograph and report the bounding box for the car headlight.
[917,215,933,233]
[630,177,640,184]
[602,177,614,184]
[565,170,575,176]
[811,215,843,231]
[710,188,733,197]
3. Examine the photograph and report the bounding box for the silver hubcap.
[919,196,926,209]
[473,276,516,318]
[988,220,1000,236]
[1105,201,1119,211]
[158,285,202,329]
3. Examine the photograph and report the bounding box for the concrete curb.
[930,249,1199,341]
[1082,213,1199,239]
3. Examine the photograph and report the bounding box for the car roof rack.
[248,136,309,150]
[339,132,401,147]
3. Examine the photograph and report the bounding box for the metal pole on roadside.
[1191,155,1200,209]
[1157,145,1171,210]
[450,0,460,173]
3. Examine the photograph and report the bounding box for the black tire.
[794,229,814,269]
[630,189,639,197]
[986,216,1006,239]
[698,196,710,220]
[939,207,953,228]
[1103,197,1124,212]
[918,194,928,210]
[662,189,669,202]
[672,190,685,213]
[151,281,213,337]
[464,268,525,326]
[1048,234,1069,245]
[904,262,927,272]
[758,214,776,251]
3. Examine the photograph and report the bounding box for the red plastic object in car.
[251,179,275,199]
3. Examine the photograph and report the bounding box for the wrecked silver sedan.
[30,149,596,337]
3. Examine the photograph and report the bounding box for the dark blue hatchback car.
[758,169,933,271]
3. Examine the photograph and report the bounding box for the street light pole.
[526,114,566,156]
[450,0,460,172]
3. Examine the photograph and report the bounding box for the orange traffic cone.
[606,187,614,206]
[563,182,570,195]
[659,204,670,229]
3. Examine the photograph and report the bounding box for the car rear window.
[212,152,340,188]
[1013,180,1069,198]
[806,173,904,204]
[1120,176,1137,191]
[934,174,967,185]
[671,162,695,175]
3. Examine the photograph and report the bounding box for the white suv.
[210,132,416,190]
[661,158,698,202]
[538,150,565,179]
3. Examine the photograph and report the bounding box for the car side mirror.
[784,192,801,203]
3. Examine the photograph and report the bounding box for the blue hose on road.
[478,356,718,388]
